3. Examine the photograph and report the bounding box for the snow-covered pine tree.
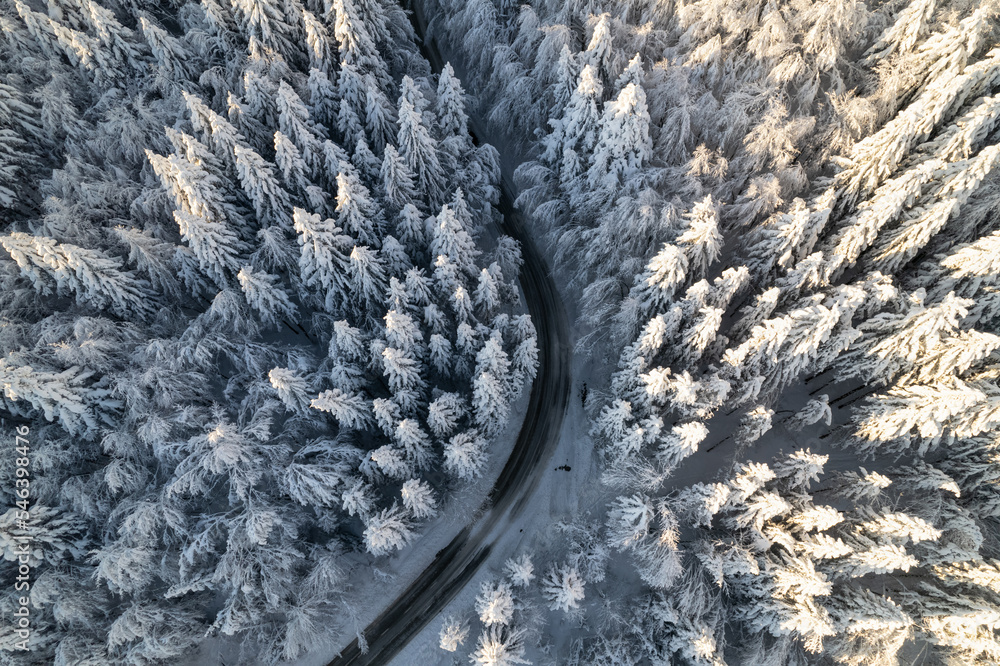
[0,232,154,319]
[586,83,652,204]
[293,207,354,312]
[541,563,586,612]
[336,159,382,246]
[397,76,445,208]
[237,265,297,326]
[363,502,415,556]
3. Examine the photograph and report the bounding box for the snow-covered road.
[322,7,573,665]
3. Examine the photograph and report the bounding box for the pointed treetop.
[436,63,469,137]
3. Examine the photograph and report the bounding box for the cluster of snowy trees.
[0,0,536,663]
[437,551,591,665]
[421,0,1000,662]
[661,450,995,665]
[554,449,994,665]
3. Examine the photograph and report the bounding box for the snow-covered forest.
[0,0,537,662]
[4,0,1000,664]
[419,0,1000,664]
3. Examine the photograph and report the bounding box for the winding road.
[324,5,572,665]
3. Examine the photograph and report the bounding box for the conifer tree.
[364,73,397,154]
[233,144,292,228]
[587,82,652,192]
[439,616,469,652]
[437,63,469,139]
[146,149,242,232]
[308,67,338,127]
[172,210,246,289]
[677,196,723,278]
[363,502,414,556]
[349,244,389,313]
[541,563,586,612]
[545,64,602,174]
[397,76,445,208]
[0,232,153,318]
[0,358,102,437]
[330,0,391,83]
[336,160,381,246]
[276,80,325,173]
[476,579,515,626]
[139,16,194,84]
[293,207,354,312]
[381,143,418,211]
[301,8,332,71]
[337,60,366,145]
[230,0,298,59]
[444,429,487,480]
[237,265,297,326]
[274,130,310,193]
[400,478,437,519]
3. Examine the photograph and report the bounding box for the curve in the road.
[324,5,572,666]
